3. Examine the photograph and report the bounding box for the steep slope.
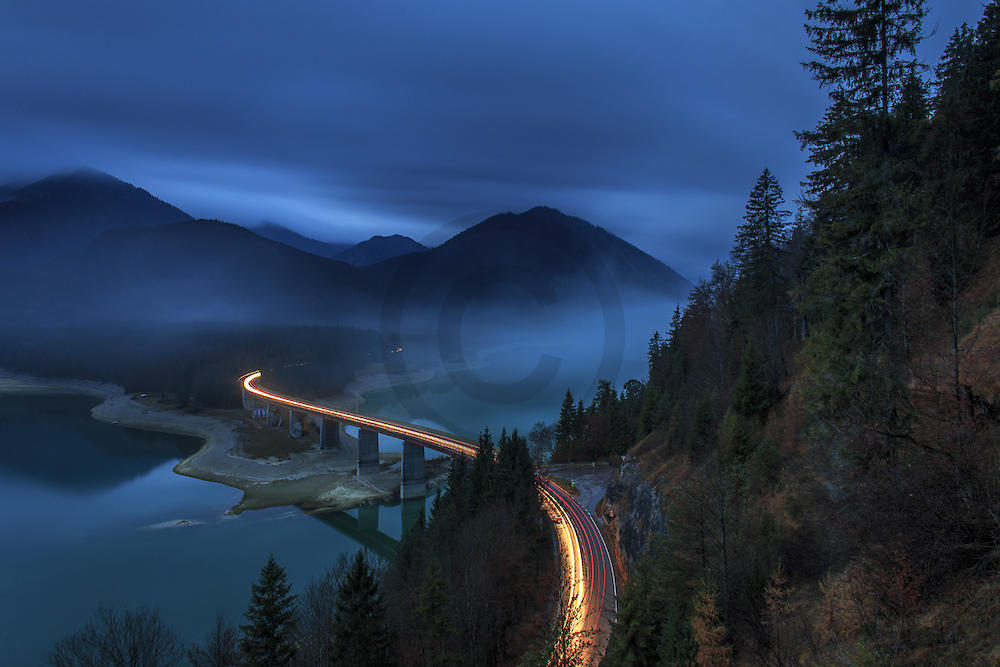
[335,234,428,267]
[13,220,369,325]
[0,168,192,265]
[364,206,689,310]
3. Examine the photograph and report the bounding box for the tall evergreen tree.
[731,167,791,280]
[331,550,391,667]
[797,0,927,454]
[415,560,452,665]
[469,427,495,504]
[732,168,793,372]
[240,554,297,667]
[554,389,576,460]
[922,11,1000,406]
[647,331,662,377]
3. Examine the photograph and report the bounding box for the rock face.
[603,456,668,566]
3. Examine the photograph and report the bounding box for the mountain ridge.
[0,170,691,327]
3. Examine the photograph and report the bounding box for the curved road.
[241,371,615,664]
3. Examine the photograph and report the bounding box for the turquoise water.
[0,394,426,666]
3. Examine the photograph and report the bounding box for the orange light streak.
[239,370,607,664]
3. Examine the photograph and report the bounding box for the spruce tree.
[469,427,495,505]
[647,331,662,377]
[554,389,576,461]
[331,550,390,667]
[415,560,452,665]
[797,0,926,454]
[730,167,791,281]
[922,10,1000,405]
[239,554,297,667]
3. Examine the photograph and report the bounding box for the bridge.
[239,370,616,664]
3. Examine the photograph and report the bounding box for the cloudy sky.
[0,0,985,281]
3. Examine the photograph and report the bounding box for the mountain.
[0,170,690,329]
[251,221,351,259]
[335,234,428,267]
[364,207,690,310]
[46,219,368,324]
[0,168,191,266]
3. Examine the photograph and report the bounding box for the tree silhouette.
[240,553,297,666]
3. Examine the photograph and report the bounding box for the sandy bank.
[0,369,443,513]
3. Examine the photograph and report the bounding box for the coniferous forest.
[580,1,1000,663]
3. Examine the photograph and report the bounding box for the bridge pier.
[357,428,380,475]
[320,418,342,449]
[401,440,425,500]
[266,403,281,427]
[289,409,305,438]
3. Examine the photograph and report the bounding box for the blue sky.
[0,0,986,281]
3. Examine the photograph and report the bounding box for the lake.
[0,394,428,666]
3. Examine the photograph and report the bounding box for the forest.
[576,0,1000,663]
[0,324,382,408]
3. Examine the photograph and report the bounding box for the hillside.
[0,171,692,339]
[364,206,690,311]
[588,5,1000,664]
[70,220,368,323]
[0,168,191,266]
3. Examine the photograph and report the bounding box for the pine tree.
[731,168,793,371]
[730,167,791,280]
[554,389,576,460]
[331,550,390,666]
[922,10,1000,407]
[667,305,682,349]
[415,560,452,665]
[647,331,662,377]
[797,0,927,453]
[469,427,495,505]
[239,554,297,667]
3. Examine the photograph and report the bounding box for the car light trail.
[239,370,613,664]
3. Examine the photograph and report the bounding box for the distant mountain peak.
[0,169,192,264]
[335,234,427,267]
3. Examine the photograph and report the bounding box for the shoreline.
[0,369,444,514]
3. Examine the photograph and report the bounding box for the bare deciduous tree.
[48,604,183,667]
[187,612,240,667]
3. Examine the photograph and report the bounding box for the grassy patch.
[548,475,580,496]
[237,420,317,459]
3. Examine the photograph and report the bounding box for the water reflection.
[0,394,199,490]
[313,497,427,560]
[0,393,434,666]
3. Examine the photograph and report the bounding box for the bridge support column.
[289,410,304,438]
[357,429,379,475]
[266,403,281,427]
[401,440,425,500]
[242,389,255,410]
[320,418,341,449]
